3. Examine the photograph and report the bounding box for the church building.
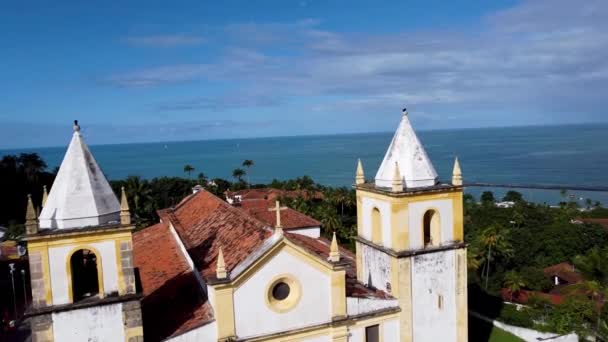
[25,109,467,341]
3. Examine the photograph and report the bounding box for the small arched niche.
[70,249,101,302]
[371,207,383,245]
[423,209,441,247]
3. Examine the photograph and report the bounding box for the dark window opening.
[365,324,380,342]
[70,249,99,302]
[423,211,432,247]
[272,282,290,301]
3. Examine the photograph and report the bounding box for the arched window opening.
[371,208,382,244]
[423,210,440,247]
[70,249,100,302]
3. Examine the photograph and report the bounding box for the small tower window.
[423,209,440,247]
[371,207,382,245]
[70,249,100,302]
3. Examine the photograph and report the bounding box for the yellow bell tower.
[355,110,467,342]
[25,121,143,342]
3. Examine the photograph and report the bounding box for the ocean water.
[2,123,608,205]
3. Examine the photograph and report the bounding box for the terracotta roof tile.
[133,223,213,341]
[226,188,323,201]
[166,190,272,279]
[543,262,583,284]
[240,203,321,230]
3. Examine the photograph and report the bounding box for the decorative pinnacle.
[328,231,340,262]
[216,246,227,279]
[41,185,48,208]
[25,194,39,235]
[402,107,408,116]
[355,158,365,185]
[452,157,463,186]
[73,120,80,132]
[120,186,131,225]
[392,162,403,192]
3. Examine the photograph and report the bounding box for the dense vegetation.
[3,152,608,339]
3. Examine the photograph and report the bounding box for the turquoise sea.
[2,123,608,205]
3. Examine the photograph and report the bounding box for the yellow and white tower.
[25,121,143,342]
[355,110,467,342]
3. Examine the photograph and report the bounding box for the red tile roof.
[579,218,608,229]
[226,188,323,202]
[240,204,321,230]
[132,222,213,341]
[544,262,583,285]
[501,288,564,305]
[159,190,272,279]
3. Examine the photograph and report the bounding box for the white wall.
[348,317,400,341]
[411,249,457,342]
[300,335,330,342]
[233,248,331,338]
[52,303,125,342]
[346,297,398,316]
[359,244,392,293]
[168,321,217,342]
[361,197,392,248]
[288,227,321,238]
[48,240,119,305]
[408,199,454,250]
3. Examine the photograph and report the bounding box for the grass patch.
[469,314,525,342]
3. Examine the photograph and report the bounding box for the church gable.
[231,241,333,338]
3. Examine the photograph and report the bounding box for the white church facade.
[25,110,467,341]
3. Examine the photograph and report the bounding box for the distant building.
[496,201,515,208]
[544,262,583,287]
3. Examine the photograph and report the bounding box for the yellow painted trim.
[264,274,302,313]
[124,326,143,341]
[420,207,441,248]
[355,241,363,283]
[371,207,383,245]
[27,230,132,248]
[28,244,54,305]
[65,245,105,303]
[115,239,126,295]
[453,191,464,242]
[330,269,346,318]
[390,201,408,251]
[214,286,236,339]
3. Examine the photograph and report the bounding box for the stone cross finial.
[355,158,365,185]
[216,246,227,279]
[73,120,80,132]
[268,200,288,235]
[328,232,340,262]
[41,185,48,208]
[25,194,39,235]
[452,157,463,186]
[392,162,403,192]
[402,108,408,116]
[120,186,131,225]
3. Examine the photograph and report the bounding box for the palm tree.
[571,248,608,338]
[503,271,526,302]
[123,176,153,224]
[479,224,513,290]
[183,164,195,179]
[315,204,341,235]
[232,168,246,182]
[242,160,254,187]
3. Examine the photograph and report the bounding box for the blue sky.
[1,0,607,148]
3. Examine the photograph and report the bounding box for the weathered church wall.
[288,227,321,238]
[52,303,125,341]
[411,249,457,341]
[359,243,391,293]
[233,248,331,338]
[347,316,399,341]
[408,199,454,249]
[167,321,217,342]
[360,197,392,247]
[48,240,119,305]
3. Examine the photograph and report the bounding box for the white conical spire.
[375,109,438,188]
[39,121,120,229]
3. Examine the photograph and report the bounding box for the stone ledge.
[25,293,142,317]
[356,236,466,258]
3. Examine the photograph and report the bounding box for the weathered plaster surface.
[288,227,321,238]
[52,303,125,341]
[233,248,331,338]
[411,249,457,341]
[360,244,392,293]
[360,197,392,247]
[348,317,399,341]
[167,321,217,342]
[346,297,399,316]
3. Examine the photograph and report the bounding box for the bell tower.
[355,110,467,342]
[25,121,143,342]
